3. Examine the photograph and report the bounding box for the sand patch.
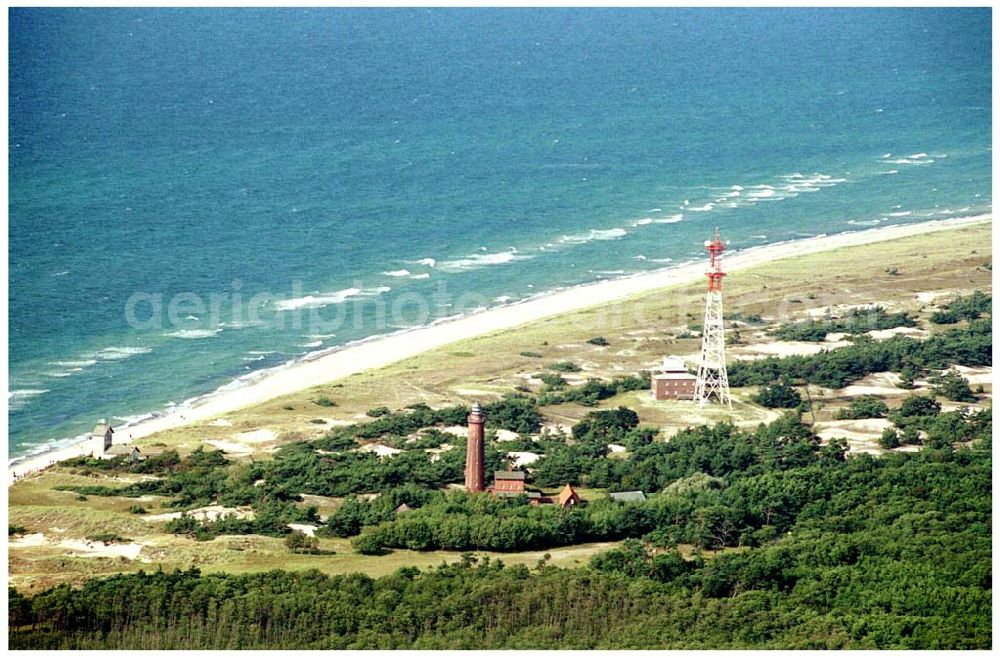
[209,419,233,427]
[58,539,144,560]
[734,340,850,359]
[143,505,255,522]
[915,290,958,304]
[839,372,930,397]
[867,326,929,341]
[9,533,144,560]
[206,440,255,454]
[356,443,402,458]
[288,523,318,537]
[235,429,277,443]
[9,533,47,548]
[608,444,627,453]
[951,365,993,385]
[425,444,454,462]
[814,418,894,456]
[495,429,520,442]
[506,451,541,468]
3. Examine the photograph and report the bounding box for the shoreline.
[8,214,991,485]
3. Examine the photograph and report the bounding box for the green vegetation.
[930,369,977,402]
[730,318,990,389]
[313,397,337,408]
[929,290,991,324]
[86,533,131,544]
[536,373,649,407]
[11,415,991,648]
[753,380,802,409]
[587,337,610,346]
[9,524,27,536]
[285,531,320,555]
[771,306,917,342]
[834,395,889,420]
[550,361,582,373]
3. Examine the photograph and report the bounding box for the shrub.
[896,395,942,419]
[87,533,131,544]
[9,524,27,536]
[878,427,900,449]
[550,361,582,373]
[931,369,977,402]
[366,406,390,418]
[285,530,320,554]
[128,505,147,515]
[519,351,543,358]
[587,337,610,346]
[352,532,387,555]
[754,381,802,409]
[314,397,337,408]
[834,396,889,420]
[538,373,567,388]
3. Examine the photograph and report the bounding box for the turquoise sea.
[8,8,992,461]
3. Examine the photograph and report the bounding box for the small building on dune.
[651,356,696,400]
[104,445,143,462]
[491,470,526,495]
[90,422,114,459]
[556,484,582,508]
[609,491,647,503]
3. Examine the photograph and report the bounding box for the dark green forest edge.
[9,295,993,649]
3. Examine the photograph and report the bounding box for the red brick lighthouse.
[465,401,486,492]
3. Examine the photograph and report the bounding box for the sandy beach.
[8,214,990,485]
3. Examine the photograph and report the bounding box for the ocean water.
[8,8,992,460]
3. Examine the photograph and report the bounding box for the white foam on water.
[653,214,684,224]
[95,346,153,361]
[50,359,97,368]
[688,203,714,212]
[383,269,411,277]
[166,328,222,339]
[300,340,323,348]
[410,273,431,279]
[411,257,436,267]
[559,228,628,244]
[632,218,654,226]
[887,211,912,217]
[438,249,525,272]
[273,287,362,311]
[8,389,49,411]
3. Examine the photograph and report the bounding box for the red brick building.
[492,470,526,495]
[651,356,696,400]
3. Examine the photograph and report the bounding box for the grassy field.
[8,221,992,593]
